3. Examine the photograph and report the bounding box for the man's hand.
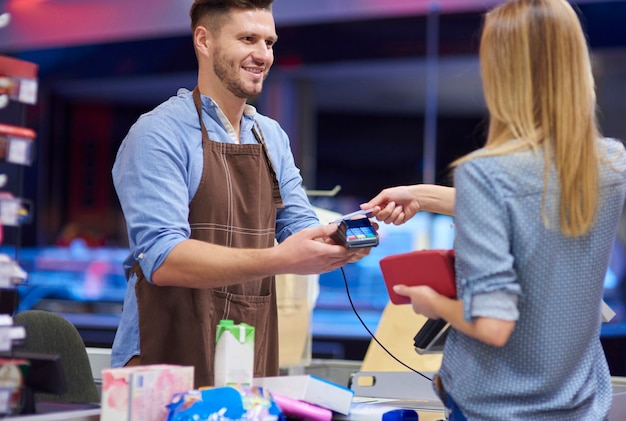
[274,224,362,275]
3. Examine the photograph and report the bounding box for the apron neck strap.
[191,87,284,208]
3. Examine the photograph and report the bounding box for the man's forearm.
[151,239,277,288]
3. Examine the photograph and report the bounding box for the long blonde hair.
[455,0,600,237]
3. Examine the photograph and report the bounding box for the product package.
[165,385,283,421]
[253,375,354,415]
[0,358,27,415]
[271,392,332,421]
[214,320,254,387]
[100,364,194,421]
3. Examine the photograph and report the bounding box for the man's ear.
[194,26,211,56]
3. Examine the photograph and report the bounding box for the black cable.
[340,266,433,382]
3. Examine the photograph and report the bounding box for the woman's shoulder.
[459,143,538,173]
[598,137,626,154]
[597,137,626,175]
[455,144,544,198]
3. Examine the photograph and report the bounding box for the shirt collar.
[200,94,257,144]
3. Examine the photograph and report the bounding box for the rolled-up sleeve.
[453,159,522,322]
[112,112,199,283]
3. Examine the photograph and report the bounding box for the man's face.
[211,9,277,99]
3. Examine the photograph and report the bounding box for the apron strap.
[252,122,284,208]
[192,87,210,143]
[192,87,283,208]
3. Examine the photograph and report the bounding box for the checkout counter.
[3,375,626,421]
[5,304,626,421]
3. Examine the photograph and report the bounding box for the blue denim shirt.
[110,88,319,367]
[440,138,626,420]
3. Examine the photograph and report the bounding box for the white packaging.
[214,320,254,387]
[253,374,355,415]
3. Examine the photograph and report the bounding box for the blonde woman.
[363,0,626,419]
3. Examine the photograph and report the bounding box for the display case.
[0,53,38,315]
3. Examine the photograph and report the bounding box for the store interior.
[2,0,626,377]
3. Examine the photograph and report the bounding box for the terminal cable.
[340,266,433,382]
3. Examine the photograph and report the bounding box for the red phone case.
[380,249,456,305]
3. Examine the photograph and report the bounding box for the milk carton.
[214,320,254,387]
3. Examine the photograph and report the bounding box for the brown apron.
[131,87,284,388]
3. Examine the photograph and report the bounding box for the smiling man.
[110,0,372,388]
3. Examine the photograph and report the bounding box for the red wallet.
[380,249,457,304]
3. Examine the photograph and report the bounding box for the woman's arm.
[361,184,455,225]
[393,284,515,347]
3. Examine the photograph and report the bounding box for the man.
[111,0,369,387]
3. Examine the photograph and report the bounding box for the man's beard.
[213,49,265,99]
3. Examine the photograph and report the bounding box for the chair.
[12,310,100,404]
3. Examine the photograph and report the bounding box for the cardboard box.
[101,364,194,421]
[254,375,354,415]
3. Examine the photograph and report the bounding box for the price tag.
[0,328,11,351]
[7,136,32,165]
[17,78,37,105]
[0,198,20,226]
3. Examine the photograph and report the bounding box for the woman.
[363,0,626,419]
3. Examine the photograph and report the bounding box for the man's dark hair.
[190,0,274,32]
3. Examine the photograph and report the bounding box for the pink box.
[271,392,332,421]
[101,364,194,421]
